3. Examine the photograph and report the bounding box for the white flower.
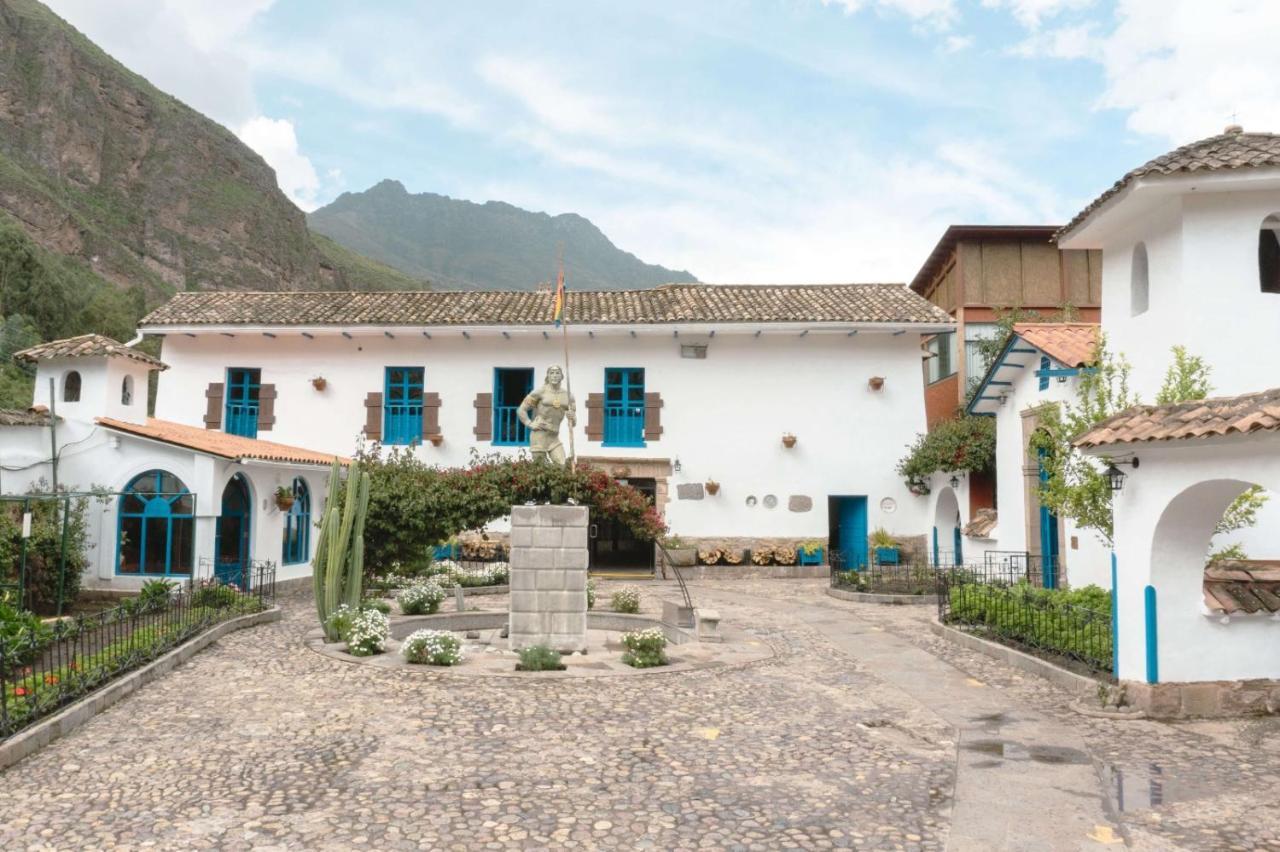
[344,608,390,657]
[401,629,464,666]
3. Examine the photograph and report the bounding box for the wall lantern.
[1104,457,1140,492]
[949,474,961,490]
[673,456,682,473]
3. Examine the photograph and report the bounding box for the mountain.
[0,0,422,296]
[309,180,697,291]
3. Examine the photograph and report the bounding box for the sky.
[43,0,1280,284]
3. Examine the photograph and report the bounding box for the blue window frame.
[384,366,425,445]
[116,470,195,577]
[603,367,645,447]
[282,477,310,565]
[1038,356,1051,391]
[225,368,261,438]
[493,367,534,445]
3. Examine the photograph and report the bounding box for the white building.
[0,335,342,598]
[1059,127,1280,713]
[963,322,1111,589]
[138,283,953,570]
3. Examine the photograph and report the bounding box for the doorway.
[589,477,656,576]
[215,474,252,587]
[828,495,868,570]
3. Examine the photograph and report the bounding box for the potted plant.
[274,485,296,511]
[907,477,931,497]
[870,527,899,565]
[868,376,885,391]
[660,535,697,567]
[311,376,327,391]
[427,434,444,447]
[781,433,797,448]
[705,480,720,496]
[797,540,825,566]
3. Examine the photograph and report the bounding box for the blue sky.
[45,1,1280,283]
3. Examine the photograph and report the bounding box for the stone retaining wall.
[1124,679,1280,718]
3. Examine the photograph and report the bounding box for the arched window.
[1259,215,1280,294]
[63,371,81,403]
[282,477,311,565]
[121,374,134,406]
[1131,242,1149,316]
[117,470,194,576]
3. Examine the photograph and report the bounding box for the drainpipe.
[125,330,144,347]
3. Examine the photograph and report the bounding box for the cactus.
[313,460,371,641]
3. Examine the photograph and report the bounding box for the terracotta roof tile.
[0,407,56,426]
[1058,129,1280,239]
[1075,387,1280,449]
[1011,323,1099,368]
[1203,561,1280,615]
[14,334,167,370]
[139,284,953,328]
[97,417,347,466]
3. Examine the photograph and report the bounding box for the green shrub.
[398,580,446,615]
[1,490,91,614]
[136,579,176,613]
[586,578,597,611]
[946,581,1112,669]
[323,603,357,643]
[517,644,563,671]
[0,601,51,667]
[620,628,668,668]
[343,608,390,657]
[611,586,640,614]
[401,629,463,665]
[362,597,391,614]
[190,581,240,609]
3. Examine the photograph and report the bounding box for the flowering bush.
[426,560,509,589]
[516,644,563,671]
[398,580,446,616]
[344,608,390,657]
[401,629,463,666]
[586,578,597,611]
[611,586,641,614]
[620,628,668,668]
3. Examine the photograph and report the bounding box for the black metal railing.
[830,561,939,596]
[982,550,1060,589]
[936,563,1112,674]
[0,571,274,740]
[194,559,278,601]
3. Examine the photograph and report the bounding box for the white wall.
[153,327,933,541]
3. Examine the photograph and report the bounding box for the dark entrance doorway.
[589,477,656,577]
[215,474,252,587]
[828,495,868,570]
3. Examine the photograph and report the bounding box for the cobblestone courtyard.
[2,579,1279,850]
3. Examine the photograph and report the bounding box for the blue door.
[215,474,251,587]
[1037,451,1059,588]
[832,496,868,571]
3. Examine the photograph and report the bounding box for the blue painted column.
[1144,584,1159,684]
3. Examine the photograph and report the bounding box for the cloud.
[1010,23,1099,60]
[236,116,328,211]
[820,0,958,30]
[981,0,1095,30]
[943,34,974,53]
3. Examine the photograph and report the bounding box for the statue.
[517,366,576,466]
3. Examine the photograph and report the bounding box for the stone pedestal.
[508,505,589,653]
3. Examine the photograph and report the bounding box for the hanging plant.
[311,376,327,391]
[705,480,720,495]
[274,486,296,511]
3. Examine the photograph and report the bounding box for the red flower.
[14,687,27,696]
[44,675,59,686]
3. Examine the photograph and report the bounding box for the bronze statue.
[517,366,576,466]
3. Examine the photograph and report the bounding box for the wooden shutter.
[643,392,663,441]
[363,391,383,441]
[423,392,442,441]
[585,393,604,441]
[257,384,277,432]
[473,392,492,440]
[203,382,224,430]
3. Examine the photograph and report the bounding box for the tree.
[1155,345,1212,404]
[895,415,996,493]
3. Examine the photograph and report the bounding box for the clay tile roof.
[97,417,347,466]
[1075,387,1280,449]
[14,334,167,370]
[0,407,56,426]
[1203,561,1280,615]
[1012,323,1099,368]
[138,284,953,328]
[963,508,997,539]
[1058,129,1280,239]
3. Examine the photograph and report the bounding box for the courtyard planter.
[663,547,697,568]
[875,546,900,565]
[798,546,824,566]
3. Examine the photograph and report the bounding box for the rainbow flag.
[552,266,565,327]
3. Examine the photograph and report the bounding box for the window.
[963,322,999,385]
[117,470,195,576]
[282,477,311,565]
[603,367,645,447]
[493,367,534,445]
[225,368,261,438]
[1259,216,1280,294]
[384,366,425,445]
[1038,355,1051,391]
[121,375,134,406]
[1131,242,1149,316]
[925,333,957,384]
[63,371,81,403]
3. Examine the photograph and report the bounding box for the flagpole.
[557,253,577,470]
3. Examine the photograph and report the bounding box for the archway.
[215,474,253,587]
[932,486,961,567]
[282,477,311,565]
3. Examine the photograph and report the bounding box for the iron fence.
[0,563,275,740]
[936,562,1112,674]
[830,561,939,596]
[982,550,1060,589]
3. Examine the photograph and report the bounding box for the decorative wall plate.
[880,497,897,513]
[745,495,758,507]
[763,494,778,509]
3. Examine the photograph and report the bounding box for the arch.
[1258,214,1280,294]
[1130,242,1149,316]
[215,473,253,585]
[121,374,134,406]
[63,370,81,403]
[282,476,311,565]
[932,486,961,567]
[117,470,195,576]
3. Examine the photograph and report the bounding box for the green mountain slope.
[309,180,697,291]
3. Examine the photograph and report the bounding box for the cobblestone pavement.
[1,579,1276,850]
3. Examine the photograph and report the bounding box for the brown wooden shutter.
[643,392,663,441]
[203,382,224,430]
[257,384,277,432]
[473,392,492,440]
[585,393,604,441]
[423,392,442,441]
[363,391,383,441]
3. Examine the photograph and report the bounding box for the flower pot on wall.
[705,480,720,495]
[274,489,295,511]
[428,435,444,447]
[868,376,885,391]
[781,433,797,448]
[311,376,327,391]
[797,546,824,566]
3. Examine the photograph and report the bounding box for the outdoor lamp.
[1105,457,1140,492]
[949,474,961,489]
